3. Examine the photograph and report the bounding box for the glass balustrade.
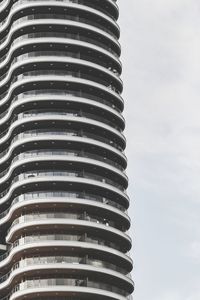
[0,51,120,82]
[0,110,122,141]
[0,89,122,122]
[0,29,119,65]
[8,212,118,233]
[24,169,122,189]
[9,0,118,22]
[1,275,131,300]
[0,129,124,160]
[0,14,118,42]
[0,233,129,263]
[7,277,128,299]
[0,255,128,285]
[0,191,127,220]
[0,148,124,178]
[0,168,126,200]
[0,69,121,99]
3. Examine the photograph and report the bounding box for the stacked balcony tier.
[0,0,134,299]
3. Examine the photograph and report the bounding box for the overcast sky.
[118,1,200,299]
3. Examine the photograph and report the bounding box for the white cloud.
[118,0,200,299]
[187,241,200,262]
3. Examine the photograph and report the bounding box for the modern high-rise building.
[0,0,134,299]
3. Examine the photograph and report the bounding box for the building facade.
[0,0,134,299]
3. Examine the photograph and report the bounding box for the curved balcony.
[0,37,121,81]
[0,1,134,299]
[0,12,119,42]
[0,191,128,221]
[0,235,131,265]
[0,256,131,285]
[4,280,130,300]
[0,55,122,92]
[0,86,123,116]
[0,110,124,142]
[0,134,127,175]
[0,19,120,60]
[0,195,130,232]
[0,75,123,116]
[0,169,127,198]
[0,69,122,99]
[0,0,119,22]
[0,149,126,178]
[0,172,130,212]
[0,127,125,160]
[8,210,128,234]
[0,238,132,271]
[0,93,124,128]
[0,153,128,196]
[0,265,132,295]
[0,36,122,78]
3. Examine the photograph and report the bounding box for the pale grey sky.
[118,0,200,299]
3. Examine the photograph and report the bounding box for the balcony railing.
[0,191,127,221]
